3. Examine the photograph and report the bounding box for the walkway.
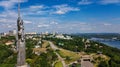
[49,41,66,67]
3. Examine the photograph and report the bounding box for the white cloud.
[80,27,92,31]
[24,20,32,24]
[37,24,50,28]
[22,4,79,16]
[0,18,15,23]
[29,5,44,10]
[0,10,17,24]
[50,21,58,25]
[6,10,17,18]
[52,22,93,33]
[100,0,120,5]
[0,14,7,17]
[53,4,80,15]
[78,0,93,5]
[78,0,120,5]
[0,19,7,23]
[77,22,87,25]
[103,23,112,26]
[21,5,49,16]
[7,25,12,28]
[0,0,27,9]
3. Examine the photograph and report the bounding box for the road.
[49,41,58,50]
[49,41,66,67]
[81,61,94,67]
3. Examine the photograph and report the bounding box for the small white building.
[66,36,72,40]
[55,34,72,40]
[33,48,46,55]
[95,44,98,46]
[82,38,85,42]
[58,43,64,46]
[35,45,40,48]
[26,36,33,39]
[5,41,14,46]
[86,39,90,43]
[56,34,65,39]
[25,32,37,35]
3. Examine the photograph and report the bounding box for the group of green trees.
[26,49,58,67]
[44,37,85,52]
[0,45,14,64]
[0,36,16,67]
[86,41,120,67]
[0,36,58,67]
[25,38,58,67]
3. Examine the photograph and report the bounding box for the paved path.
[49,41,59,50]
[67,61,78,66]
[49,41,66,67]
[81,61,94,67]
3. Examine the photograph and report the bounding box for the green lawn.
[42,41,49,48]
[54,61,63,67]
[56,49,80,64]
[0,64,15,67]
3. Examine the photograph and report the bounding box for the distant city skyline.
[0,0,120,33]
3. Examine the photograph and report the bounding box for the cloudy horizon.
[0,0,120,33]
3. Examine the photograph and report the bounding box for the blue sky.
[0,0,120,33]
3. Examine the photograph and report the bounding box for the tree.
[98,61,109,67]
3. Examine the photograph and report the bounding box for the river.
[90,38,120,49]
